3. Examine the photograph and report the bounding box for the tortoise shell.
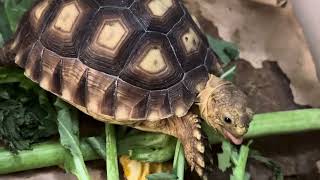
[9,0,221,122]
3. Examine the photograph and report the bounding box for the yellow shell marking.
[147,111,159,121]
[115,105,131,120]
[33,0,50,22]
[147,0,173,17]
[53,2,80,34]
[138,47,167,74]
[95,20,128,55]
[182,28,200,54]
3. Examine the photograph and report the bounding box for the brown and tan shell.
[8,0,221,123]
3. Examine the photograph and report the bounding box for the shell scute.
[95,0,134,8]
[80,7,144,76]
[12,0,217,122]
[120,32,184,90]
[41,0,98,58]
[115,80,149,120]
[130,0,184,33]
[168,13,208,72]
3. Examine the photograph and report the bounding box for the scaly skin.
[134,75,253,179]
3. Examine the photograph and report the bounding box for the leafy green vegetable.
[4,0,34,32]
[0,68,57,151]
[217,141,233,172]
[230,141,252,180]
[207,35,240,67]
[0,4,13,42]
[55,99,90,180]
[147,173,178,180]
[85,136,106,160]
[118,132,173,151]
[87,133,176,163]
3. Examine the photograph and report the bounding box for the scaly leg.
[133,113,214,179]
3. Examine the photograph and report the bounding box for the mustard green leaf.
[4,0,34,32]
[55,99,90,180]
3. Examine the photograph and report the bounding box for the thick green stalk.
[0,140,99,174]
[246,109,320,138]
[105,124,119,180]
[1,109,320,175]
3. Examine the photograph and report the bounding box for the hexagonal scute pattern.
[29,0,52,32]
[130,0,184,33]
[120,32,184,90]
[95,0,134,7]
[41,0,98,57]
[168,13,208,72]
[80,7,144,76]
[12,0,218,121]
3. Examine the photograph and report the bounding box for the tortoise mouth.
[222,128,244,145]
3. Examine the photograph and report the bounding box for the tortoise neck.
[197,75,231,119]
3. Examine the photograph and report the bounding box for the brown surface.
[185,0,320,107]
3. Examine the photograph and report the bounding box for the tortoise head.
[198,75,253,145]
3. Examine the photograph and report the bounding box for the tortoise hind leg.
[133,113,214,179]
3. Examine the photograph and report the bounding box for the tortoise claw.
[178,113,215,180]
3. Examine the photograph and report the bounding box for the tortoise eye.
[224,117,232,124]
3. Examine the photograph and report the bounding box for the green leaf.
[230,141,252,180]
[86,134,175,163]
[86,136,106,160]
[207,35,239,66]
[54,99,90,180]
[118,132,172,150]
[217,141,233,172]
[0,67,57,152]
[128,141,175,163]
[4,0,34,32]
[147,173,178,180]
[0,3,13,42]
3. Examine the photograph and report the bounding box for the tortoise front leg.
[133,113,214,179]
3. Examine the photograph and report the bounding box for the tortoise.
[0,0,253,178]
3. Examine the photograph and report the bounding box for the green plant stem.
[246,109,320,138]
[105,124,119,180]
[0,140,99,175]
[1,109,320,174]
[230,142,251,180]
[173,141,185,180]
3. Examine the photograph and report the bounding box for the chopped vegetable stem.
[173,141,185,180]
[106,124,119,180]
[0,141,99,175]
[1,109,320,175]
